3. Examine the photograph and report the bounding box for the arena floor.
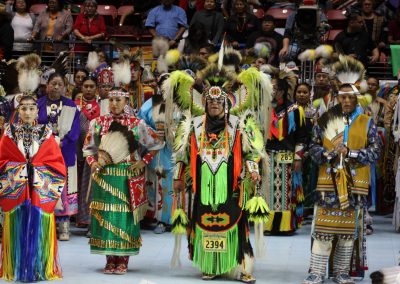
[16,215,397,284]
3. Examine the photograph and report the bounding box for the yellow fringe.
[278,119,284,141]
[101,167,142,177]
[45,214,59,280]
[264,210,293,232]
[92,174,129,204]
[91,210,137,244]
[90,238,141,249]
[132,203,148,225]
[1,212,13,281]
[298,106,305,126]
[90,201,131,212]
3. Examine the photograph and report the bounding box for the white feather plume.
[18,70,40,94]
[315,45,334,58]
[112,61,131,87]
[324,117,345,141]
[298,49,316,62]
[157,56,169,74]
[152,37,169,57]
[359,79,368,93]
[86,51,99,71]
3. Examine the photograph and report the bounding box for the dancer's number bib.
[276,152,294,164]
[202,232,227,252]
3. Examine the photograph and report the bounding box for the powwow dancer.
[0,54,66,282]
[173,64,271,283]
[303,55,380,284]
[83,82,164,274]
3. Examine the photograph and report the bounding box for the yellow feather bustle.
[165,49,181,66]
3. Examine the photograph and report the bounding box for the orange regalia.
[0,124,66,282]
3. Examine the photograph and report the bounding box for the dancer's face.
[82,79,97,100]
[206,97,224,118]
[339,86,358,114]
[47,76,65,100]
[295,85,310,106]
[18,98,38,125]
[109,96,127,115]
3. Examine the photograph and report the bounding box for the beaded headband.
[108,89,129,98]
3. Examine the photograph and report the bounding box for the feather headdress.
[277,69,298,102]
[177,55,207,76]
[331,55,366,94]
[16,53,41,96]
[40,52,70,84]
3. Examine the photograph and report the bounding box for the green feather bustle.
[171,208,189,235]
[245,196,270,223]
[231,67,261,114]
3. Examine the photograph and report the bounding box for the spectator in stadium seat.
[6,0,35,52]
[73,0,106,52]
[360,0,386,50]
[29,0,73,54]
[145,0,188,47]
[334,12,379,67]
[224,0,259,48]
[0,8,13,60]
[190,0,224,45]
[182,22,210,54]
[246,15,283,66]
[388,8,400,44]
[179,0,204,22]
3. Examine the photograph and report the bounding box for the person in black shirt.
[334,12,379,67]
[246,15,283,67]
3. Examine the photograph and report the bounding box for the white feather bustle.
[86,51,99,72]
[152,37,169,57]
[359,79,368,93]
[112,61,131,87]
[18,70,40,94]
[157,56,169,74]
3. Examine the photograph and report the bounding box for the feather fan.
[98,121,138,166]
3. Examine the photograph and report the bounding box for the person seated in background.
[246,15,283,67]
[73,0,106,53]
[0,4,13,60]
[279,1,328,61]
[334,12,379,67]
[224,0,259,48]
[182,22,211,54]
[388,7,400,44]
[199,44,214,60]
[145,0,188,48]
[360,0,386,51]
[6,0,35,53]
[190,0,224,46]
[30,0,73,54]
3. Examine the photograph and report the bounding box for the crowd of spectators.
[0,0,399,75]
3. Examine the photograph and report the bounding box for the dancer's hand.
[129,160,146,172]
[250,172,261,182]
[293,160,302,172]
[173,180,184,193]
[91,161,102,173]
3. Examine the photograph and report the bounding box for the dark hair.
[263,15,275,23]
[47,0,63,12]
[339,83,353,90]
[74,68,89,78]
[47,72,65,84]
[277,78,289,97]
[19,95,37,105]
[347,12,361,23]
[294,82,311,94]
[82,75,97,85]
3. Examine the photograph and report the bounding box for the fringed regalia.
[174,112,264,276]
[83,113,164,256]
[75,97,100,225]
[308,104,380,280]
[0,124,66,281]
[265,103,308,234]
[138,95,174,225]
[37,96,80,217]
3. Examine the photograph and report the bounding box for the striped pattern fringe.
[0,202,61,281]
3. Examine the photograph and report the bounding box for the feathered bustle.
[112,60,131,86]
[332,55,365,85]
[315,45,334,58]
[16,53,41,95]
[86,51,99,71]
[298,49,316,62]
[152,37,169,57]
